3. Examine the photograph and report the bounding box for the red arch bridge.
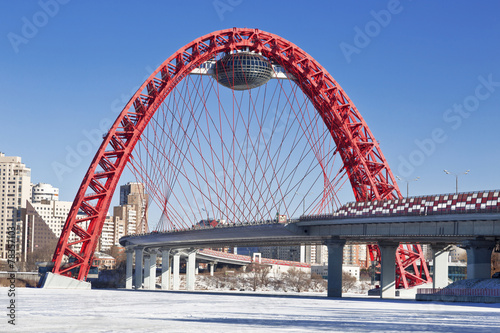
[43,28,499,297]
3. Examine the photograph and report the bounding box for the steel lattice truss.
[51,28,428,287]
[368,244,432,289]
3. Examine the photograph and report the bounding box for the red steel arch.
[51,28,402,280]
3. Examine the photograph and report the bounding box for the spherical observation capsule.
[214,52,273,90]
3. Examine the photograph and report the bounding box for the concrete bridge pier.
[161,248,171,290]
[143,254,151,289]
[134,247,144,289]
[463,239,495,279]
[148,251,157,290]
[325,239,345,297]
[173,252,181,290]
[432,244,451,289]
[186,250,197,291]
[209,261,217,276]
[379,242,399,299]
[125,248,134,290]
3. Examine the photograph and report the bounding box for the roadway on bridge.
[120,211,500,249]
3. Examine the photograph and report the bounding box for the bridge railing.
[199,249,252,262]
[299,206,500,221]
[198,249,310,268]
[122,219,290,237]
[417,288,500,297]
[299,190,500,221]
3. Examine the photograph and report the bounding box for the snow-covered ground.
[3,287,500,332]
[446,278,500,289]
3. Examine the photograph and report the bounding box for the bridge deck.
[120,191,500,249]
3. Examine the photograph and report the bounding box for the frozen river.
[3,287,500,332]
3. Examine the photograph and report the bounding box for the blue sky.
[1,0,499,205]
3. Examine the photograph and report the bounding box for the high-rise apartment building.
[27,180,127,260]
[28,199,72,238]
[22,181,73,263]
[98,215,125,252]
[308,243,369,268]
[116,182,149,234]
[22,201,59,262]
[26,183,122,259]
[259,245,303,262]
[1,152,130,266]
[31,183,59,202]
[0,152,32,261]
[343,244,368,268]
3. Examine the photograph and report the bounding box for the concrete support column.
[134,247,143,289]
[300,245,306,263]
[186,250,197,291]
[149,252,157,290]
[463,240,494,279]
[379,242,399,299]
[325,239,346,298]
[161,249,171,290]
[125,248,134,290]
[432,244,451,289]
[173,252,180,290]
[209,262,216,276]
[143,255,151,290]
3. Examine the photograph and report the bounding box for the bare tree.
[246,263,271,291]
[310,273,327,292]
[248,265,259,291]
[106,245,126,268]
[492,250,500,274]
[257,264,271,287]
[22,239,58,271]
[342,271,357,292]
[283,267,310,292]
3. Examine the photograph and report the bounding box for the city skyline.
[1,1,499,217]
[0,150,149,267]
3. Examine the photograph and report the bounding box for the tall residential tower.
[115,182,149,235]
[0,153,31,261]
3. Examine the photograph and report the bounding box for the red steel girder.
[368,243,432,289]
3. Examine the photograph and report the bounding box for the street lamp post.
[295,192,311,215]
[395,176,420,198]
[443,169,470,194]
[201,208,210,221]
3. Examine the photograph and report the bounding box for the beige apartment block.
[0,152,31,261]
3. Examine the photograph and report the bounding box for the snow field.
[3,287,500,332]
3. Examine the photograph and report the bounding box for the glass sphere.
[214,52,273,90]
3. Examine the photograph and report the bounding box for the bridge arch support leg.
[463,240,495,279]
[379,242,399,299]
[325,239,346,298]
